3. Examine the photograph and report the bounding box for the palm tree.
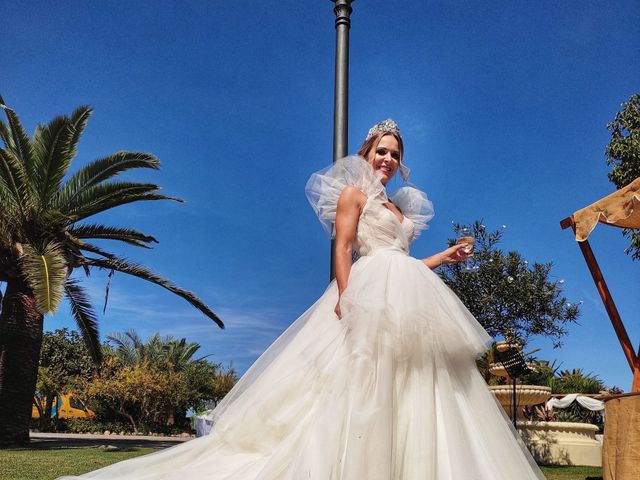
[0,97,223,444]
[106,330,203,372]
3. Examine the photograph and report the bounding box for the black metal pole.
[330,0,354,281]
[512,378,517,429]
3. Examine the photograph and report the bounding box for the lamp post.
[330,0,354,281]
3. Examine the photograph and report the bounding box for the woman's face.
[367,134,401,185]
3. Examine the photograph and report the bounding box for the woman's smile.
[368,134,401,184]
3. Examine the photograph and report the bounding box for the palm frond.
[22,242,68,313]
[103,269,114,313]
[64,278,101,363]
[123,329,144,349]
[36,209,76,232]
[0,118,12,148]
[0,154,20,207]
[30,115,75,208]
[60,181,182,221]
[67,105,92,161]
[68,224,158,249]
[0,141,30,208]
[0,97,33,167]
[55,152,160,209]
[163,339,201,370]
[88,256,224,329]
[76,241,116,259]
[64,229,116,261]
[106,330,144,365]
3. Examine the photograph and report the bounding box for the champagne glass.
[458,235,475,254]
[457,228,475,272]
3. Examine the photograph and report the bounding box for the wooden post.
[603,393,640,480]
[560,216,640,392]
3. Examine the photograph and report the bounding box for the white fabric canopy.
[546,394,604,411]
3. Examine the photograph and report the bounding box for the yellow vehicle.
[32,393,95,419]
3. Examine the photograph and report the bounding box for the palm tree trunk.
[0,278,43,445]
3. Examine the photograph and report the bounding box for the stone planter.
[519,421,601,467]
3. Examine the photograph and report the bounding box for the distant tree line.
[35,328,236,434]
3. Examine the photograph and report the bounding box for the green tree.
[175,360,235,425]
[605,93,640,260]
[103,330,222,427]
[554,368,605,395]
[35,328,94,426]
[209,364,237,407]
[105,330,203,372]
[83,331,236,430]
[440,222,579,347]
[83,359,180,433]
[0,98,223,444]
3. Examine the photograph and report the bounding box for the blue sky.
[2,1,639,389]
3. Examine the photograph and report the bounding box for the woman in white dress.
[61,119,546,479]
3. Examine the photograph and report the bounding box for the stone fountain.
[488,343,602,467]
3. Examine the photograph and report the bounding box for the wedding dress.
[60,156,546,479]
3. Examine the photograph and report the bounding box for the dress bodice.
[306,156,434,256]
[355,193,415,256]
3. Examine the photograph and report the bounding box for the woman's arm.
[422,243,473,269]
[333,186,366,319]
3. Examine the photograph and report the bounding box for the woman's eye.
[376,148,386,155]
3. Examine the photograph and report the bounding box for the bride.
[61,119,546,479]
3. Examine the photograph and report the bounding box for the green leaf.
[55,151,159,209]
[0,150,23,204]
[0,98,34,168]
[64,278,102,364]
[106,330,144,365]
[68,224,158,248]
[30,115,75,208]
[0,134,32,209]
[72,239,116,259]
[88,256,224,329]
[60,181,182,221]
[22,242,68,313]
[67,105,92,161]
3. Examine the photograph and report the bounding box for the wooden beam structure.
[560,215,640,392]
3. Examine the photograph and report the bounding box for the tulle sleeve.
[305,155,385,237]
[390,186,435,239]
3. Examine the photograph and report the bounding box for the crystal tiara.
[365,118,401,140]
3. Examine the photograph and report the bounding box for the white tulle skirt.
[60,249,546,480]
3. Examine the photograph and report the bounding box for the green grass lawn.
[0,447,155,480]
[540,465,603,480]
[0,447,603,480]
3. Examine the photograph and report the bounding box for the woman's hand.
[442,242,474,264]
[421,242,474,269]
[334,300,342,320]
